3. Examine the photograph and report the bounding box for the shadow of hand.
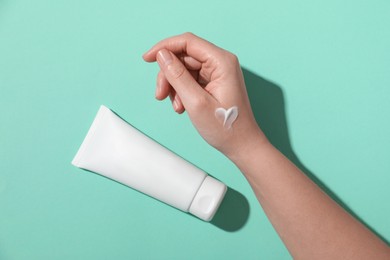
[242,67,388,244]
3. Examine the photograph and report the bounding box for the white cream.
[215,106,239,129]
[72,105,227,221]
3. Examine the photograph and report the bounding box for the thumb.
[156,49,209,107]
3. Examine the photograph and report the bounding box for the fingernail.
[173,99,179,111]
[158,49,173,66]
[155,81,161,99]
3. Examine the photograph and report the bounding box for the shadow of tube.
[211,187,250,232]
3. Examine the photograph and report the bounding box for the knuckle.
[167,64,186,79]
[183,32,194,38]
[227,52,239,64]
[192,95,209,110]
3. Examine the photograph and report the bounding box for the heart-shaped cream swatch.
[215,106,239,129]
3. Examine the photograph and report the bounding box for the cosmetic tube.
[72,105,227,221]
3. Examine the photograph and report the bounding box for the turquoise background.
[1,0,389,259]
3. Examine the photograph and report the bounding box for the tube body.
[72,105,226,221]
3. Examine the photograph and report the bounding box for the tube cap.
[189,176,227,221]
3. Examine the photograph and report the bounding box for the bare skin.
[143,32,390,259]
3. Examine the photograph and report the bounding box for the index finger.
[142,32,224,63]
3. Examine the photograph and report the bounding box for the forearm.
[229,137,390,259]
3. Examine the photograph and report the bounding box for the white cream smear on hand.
[215,106,239,129]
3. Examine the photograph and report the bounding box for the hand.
[143,32,267,158]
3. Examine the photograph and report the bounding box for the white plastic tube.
[71,105,227,221]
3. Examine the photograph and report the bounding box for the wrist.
[224,126,271,165]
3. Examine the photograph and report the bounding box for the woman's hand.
[144,33,390,259]
[143,32,267,157]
